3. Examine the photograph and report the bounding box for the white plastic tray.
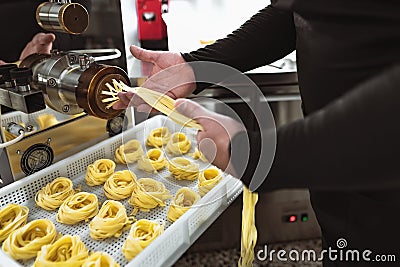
[0,115,243,267]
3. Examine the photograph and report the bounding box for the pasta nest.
[33,235,88,267]
[35,177,75,210]
[89,200,135,240]
[167,187,201,223]
[104,170,138,200]
[56,192,99,225]
[0,204,29,242]
[137,148,167,173]
[168,157,199,181]
[82,251,120,267]
[122,219,164,260]
[2,219,57,260]
[129,178,172,214]
[165,132,191,156]
[146,127,170,148]
[114,139,144,164]
[198,167,223,196]
[85,159,116,186]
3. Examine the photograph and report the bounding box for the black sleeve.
[231,63,400,192]
[182,5,296,94]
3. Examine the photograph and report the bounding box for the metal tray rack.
[0,115,243,267]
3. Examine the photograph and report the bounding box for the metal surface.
[36,2,89,34]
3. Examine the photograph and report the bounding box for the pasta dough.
[114,140,143,164]
[122,219,164,260]
[85,159,116,186]
[146,127,170,148]
[35,177,75,210]
[56,192,99,225]
[82,252,120,267]
[104,170,137,200]
[198,167,223,196]
[137,148,167,173]
[168,157,199,181]
[129,178,172,214]
[238,187,259,267]
[33,235,88,267]
[0,204,29,242]
[2,219,57,260]
[89,200,134,240]
[165,132,191,156]
[167,187,201,223]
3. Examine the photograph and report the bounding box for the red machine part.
[136,0,168,41]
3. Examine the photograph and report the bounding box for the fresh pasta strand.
[104,170,138,200]
[190,147,208,162]
[165,132,191,156]
[137,148,167,173]
[198,167,223,196]
[82,251,120,267]
[35,177,76,210]
[146,127,171,148]
[89,200,135,240]
[33,235,89,267]
[0,204,29,242]
[114,139,143,164]
[85,159,116,186]
[129,178,172,214]
[168,157,199,181]
[238,187,258,267]
[122,219,164,260]
[56,192,99,225]
[2,219,57,260]
[167,187,201,223]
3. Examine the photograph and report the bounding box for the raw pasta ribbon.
[104,170,138,200]
[167,187,200,222]
[82,252,120,267]
[2,219,57,260]
[89,200,135,240]
[165,132,191,155]
[198,167,223,196]
[56,192,99,225]
[0,204,29,242]
[35,177,75,210]
[146,127,170,148]
[114,140,143,164]
[137,148,167,173]
[168,157,199,181]
[85,159,116,186]
[122,219,164,260]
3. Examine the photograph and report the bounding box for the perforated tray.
[0,115,243,267]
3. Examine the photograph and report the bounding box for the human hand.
[19,33,55,61]
[175,98,246,175]
[112,45,196,111]
[0,60,5,66]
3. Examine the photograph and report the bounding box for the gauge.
[106,113,127,136]
[20,143,54,175]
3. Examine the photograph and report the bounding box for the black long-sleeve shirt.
[183,1,400,266]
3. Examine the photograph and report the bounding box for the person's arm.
[182,5,296,93]
[232,63,400,192]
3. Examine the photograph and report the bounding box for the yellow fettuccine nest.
[89,200,135,240]
[56,192,99,225]
[137,148,167,173]
[114,140,144,164]
[0,204,29,242]
[35,177,76,210]
[85,159,116,186]
[198,167,223,196]
[104,170,138,200]
[168,157,199,181]
[129,178,172,214]
[82,251,120,267]
[33,235,89,267]
[122,219,164,260]
[167,187,201,223]
[146,127,170,148]
[165,132,191,156]
[2,219,57,260]
[190,147,208,162]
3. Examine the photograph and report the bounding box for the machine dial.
[20,143,54,175]
[106,113,127,136]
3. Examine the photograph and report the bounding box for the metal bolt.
[16,150,22,155]
[69,54,77,64]
[26,125,34,132]
[47,78,57,87]
[47,138,52,144]
[62,105,70,112]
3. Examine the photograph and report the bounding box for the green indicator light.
[301,214,308,222]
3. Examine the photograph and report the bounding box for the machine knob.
[0,64,18,87]
[10,68,33,92]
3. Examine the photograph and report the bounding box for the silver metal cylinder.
[36,2,89,34]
